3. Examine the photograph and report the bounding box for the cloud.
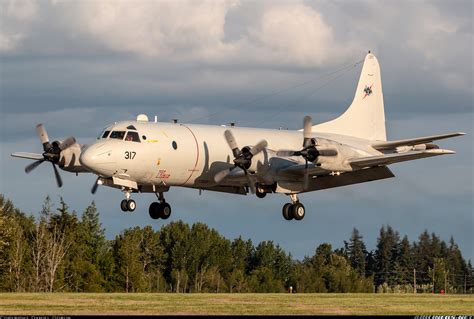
[0,0,38,52]
[72,0,234,59]
[246,3,359,67]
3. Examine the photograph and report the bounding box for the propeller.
[24,124,76,188]
[277,116,338,190]
[214,130,268,194]
[91,177,101,194]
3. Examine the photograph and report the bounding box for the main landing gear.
[149,192,172,220]
[120,189,136,212]
[282,194,305,221]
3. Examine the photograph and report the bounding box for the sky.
[0,0,472,262]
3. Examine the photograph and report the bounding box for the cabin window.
[109,131,126,140]
[125,131,140,142]
[172,141,178,150]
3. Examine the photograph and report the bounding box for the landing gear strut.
[282,194,305,221]
[149,192,172,220]
[120,189,136,212]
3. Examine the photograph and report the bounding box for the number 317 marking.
[124,151,136,159]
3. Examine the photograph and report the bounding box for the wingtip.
[426,149,456,155]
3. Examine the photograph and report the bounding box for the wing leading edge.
[348,149,455,169]
[371,132,465,150]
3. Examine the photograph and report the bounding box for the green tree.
[228,237,253,292]
[374,225,400,286]
[159,221,191,292]
[344,228,367,276]
[114,227,146,292]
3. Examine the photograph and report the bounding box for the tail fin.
[314,52,387,141]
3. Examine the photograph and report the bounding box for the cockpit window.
[97,128,110,139]
[127,125,137,130]
[109,131,126,140]
[125,131,140,142]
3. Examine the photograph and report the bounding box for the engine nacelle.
[59,143,89,173]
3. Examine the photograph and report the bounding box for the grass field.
[0,293,472,315]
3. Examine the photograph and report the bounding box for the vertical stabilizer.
[314,52,386,141]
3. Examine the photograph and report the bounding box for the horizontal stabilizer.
[348,149,456,168]
[371,132,465,150]
[11,152,44,160]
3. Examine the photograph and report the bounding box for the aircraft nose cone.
[79,142,115,175]
[79,146,94,171]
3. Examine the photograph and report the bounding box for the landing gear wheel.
[282,203,293,220]
[149,202,160,219]
[161,203,171,219]
[256,191,267,199]
[291,202,305,220]
[127,199,136,212]
[120,199,129,212]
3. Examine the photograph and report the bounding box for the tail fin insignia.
[362,84,373,99]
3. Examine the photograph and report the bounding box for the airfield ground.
[0,293,472,315]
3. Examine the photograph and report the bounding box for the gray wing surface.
[371,132,465,150]
[348,149,455,168]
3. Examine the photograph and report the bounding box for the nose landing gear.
[149,192,172,220]
[120,189,136,212]
[282,194,305,221]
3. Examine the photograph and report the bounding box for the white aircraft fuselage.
[79,121,372,189]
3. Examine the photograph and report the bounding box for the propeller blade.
[25,160,45,174]
[249,140,268,156]
[224,130,241,158]
[12,152,44,160]
[36,123,49,144]
[59,136,76,151]
[52,163,63,188]
[214,168,232,184]
[318,149,338,156]
[244,171,256,194]
[91,177,100,194]
[303,115,313,147]
[36,124,50,151]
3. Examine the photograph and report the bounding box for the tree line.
[0,194,472,293]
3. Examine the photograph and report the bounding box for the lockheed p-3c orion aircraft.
[12,52,464,221]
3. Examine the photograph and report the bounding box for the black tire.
[256,191,267,199]
[282,203,293,220]
[120,199,129,212]
[160,203,171,219]
[149,202,161,219]
[292,202,305,220]
[127,199,136,212]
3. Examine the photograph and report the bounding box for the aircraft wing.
[348,149,455,168]
[279,163,327,177]
[371,132,465,150]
